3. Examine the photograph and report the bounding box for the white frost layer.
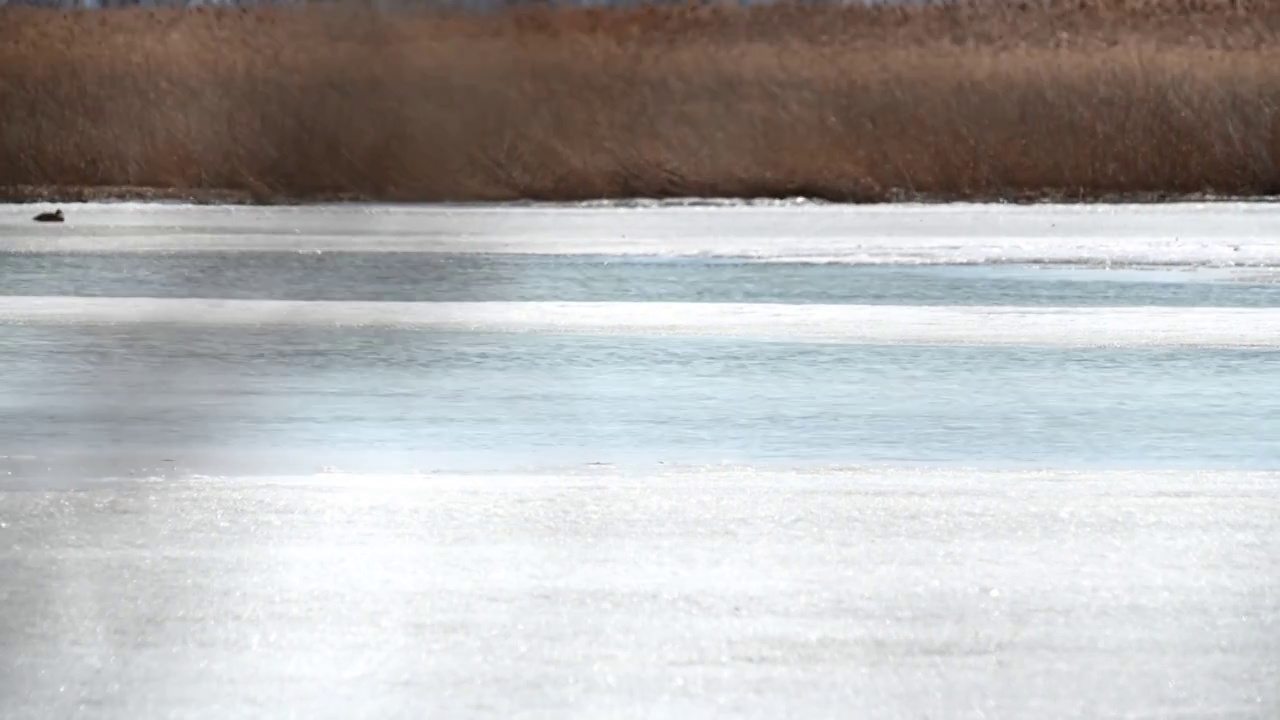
[4,297,1279,348]
[3,202,1280,266]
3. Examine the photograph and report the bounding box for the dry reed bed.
[3,2,1280,202]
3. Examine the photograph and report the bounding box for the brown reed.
[3,2,1280,202]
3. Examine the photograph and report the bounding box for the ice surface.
[3,296,1279,348]
[3,201,1278,719]
[0,466,1276,719]
[3,201,1279,266]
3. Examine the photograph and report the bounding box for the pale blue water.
[3,322,1277,475]
[3,235,1279,479]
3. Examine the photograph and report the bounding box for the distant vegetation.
[3,0,1280,203]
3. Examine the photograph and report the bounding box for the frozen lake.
[1,202,1278,718]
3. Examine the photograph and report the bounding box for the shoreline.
[6,5,1280,203]
[4,185,1278,207]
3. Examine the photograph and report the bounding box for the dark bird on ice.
[33,209,64,223]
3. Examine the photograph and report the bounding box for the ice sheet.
[4,201,1279,266]
[3,296,1279,348]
